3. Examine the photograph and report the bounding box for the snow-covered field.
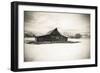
[24,38,90,62]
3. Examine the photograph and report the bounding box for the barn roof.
[36,28,67,37]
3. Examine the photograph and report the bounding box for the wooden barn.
[35,28,68,43]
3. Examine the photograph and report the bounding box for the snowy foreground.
[24,38,90,62]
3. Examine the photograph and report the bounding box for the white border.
[18,5,96,68]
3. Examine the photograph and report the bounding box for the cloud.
[24,11,90,36]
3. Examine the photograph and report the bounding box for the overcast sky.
[24,11,90,36]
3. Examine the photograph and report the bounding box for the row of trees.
[68,33,90,39]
